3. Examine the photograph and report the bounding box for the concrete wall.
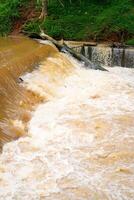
[73,45,134,68]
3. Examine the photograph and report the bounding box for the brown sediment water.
[0,36,134,199]
[0,36,57,147]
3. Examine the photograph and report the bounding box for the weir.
[0,36,57,147]
[73,45,134,68]
[0,36,134,199]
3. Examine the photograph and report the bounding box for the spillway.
[0,36,134,200]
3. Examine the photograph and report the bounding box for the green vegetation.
[0,0,29,35]
[126,38,134,45]
[0,0,134,43]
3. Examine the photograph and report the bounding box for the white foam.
[0,53,134,199]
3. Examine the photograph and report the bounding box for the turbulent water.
[0,37,134,199]
[0,36,57,146]
[73,45,134,68]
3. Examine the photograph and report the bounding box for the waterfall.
[91,46,112,67]
[0,37,134,199]
[73,45,134,68]
[112,48,124,67]
[0,36,57,147]
[125,48,134,68]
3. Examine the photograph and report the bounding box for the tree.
[39,0,48,20]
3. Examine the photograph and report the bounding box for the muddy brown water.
[0,36,57,147]
[0,36,134,199]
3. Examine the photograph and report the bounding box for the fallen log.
[39,30,108,71]
[64,41,97,47]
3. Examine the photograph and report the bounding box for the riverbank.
[0,0,134,45]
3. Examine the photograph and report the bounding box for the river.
[0,36,134,199]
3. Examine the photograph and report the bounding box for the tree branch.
[39,30,108,71]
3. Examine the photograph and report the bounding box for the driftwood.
[40,31,108,71]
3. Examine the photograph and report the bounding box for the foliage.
[0,0,29,35]
[24,0,134,41]
[0,0,134,42]
[126,38,134,45]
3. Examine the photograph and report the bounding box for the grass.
[0,0,134,43]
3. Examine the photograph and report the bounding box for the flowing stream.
[0,36,134,199]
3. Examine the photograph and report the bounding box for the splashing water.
[91,46,112,67]
[0,37,134,199]
[0,36,57,146]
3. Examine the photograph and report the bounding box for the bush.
[126,39,134,45]
[0,0,133,42]
[0,0,29,35]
